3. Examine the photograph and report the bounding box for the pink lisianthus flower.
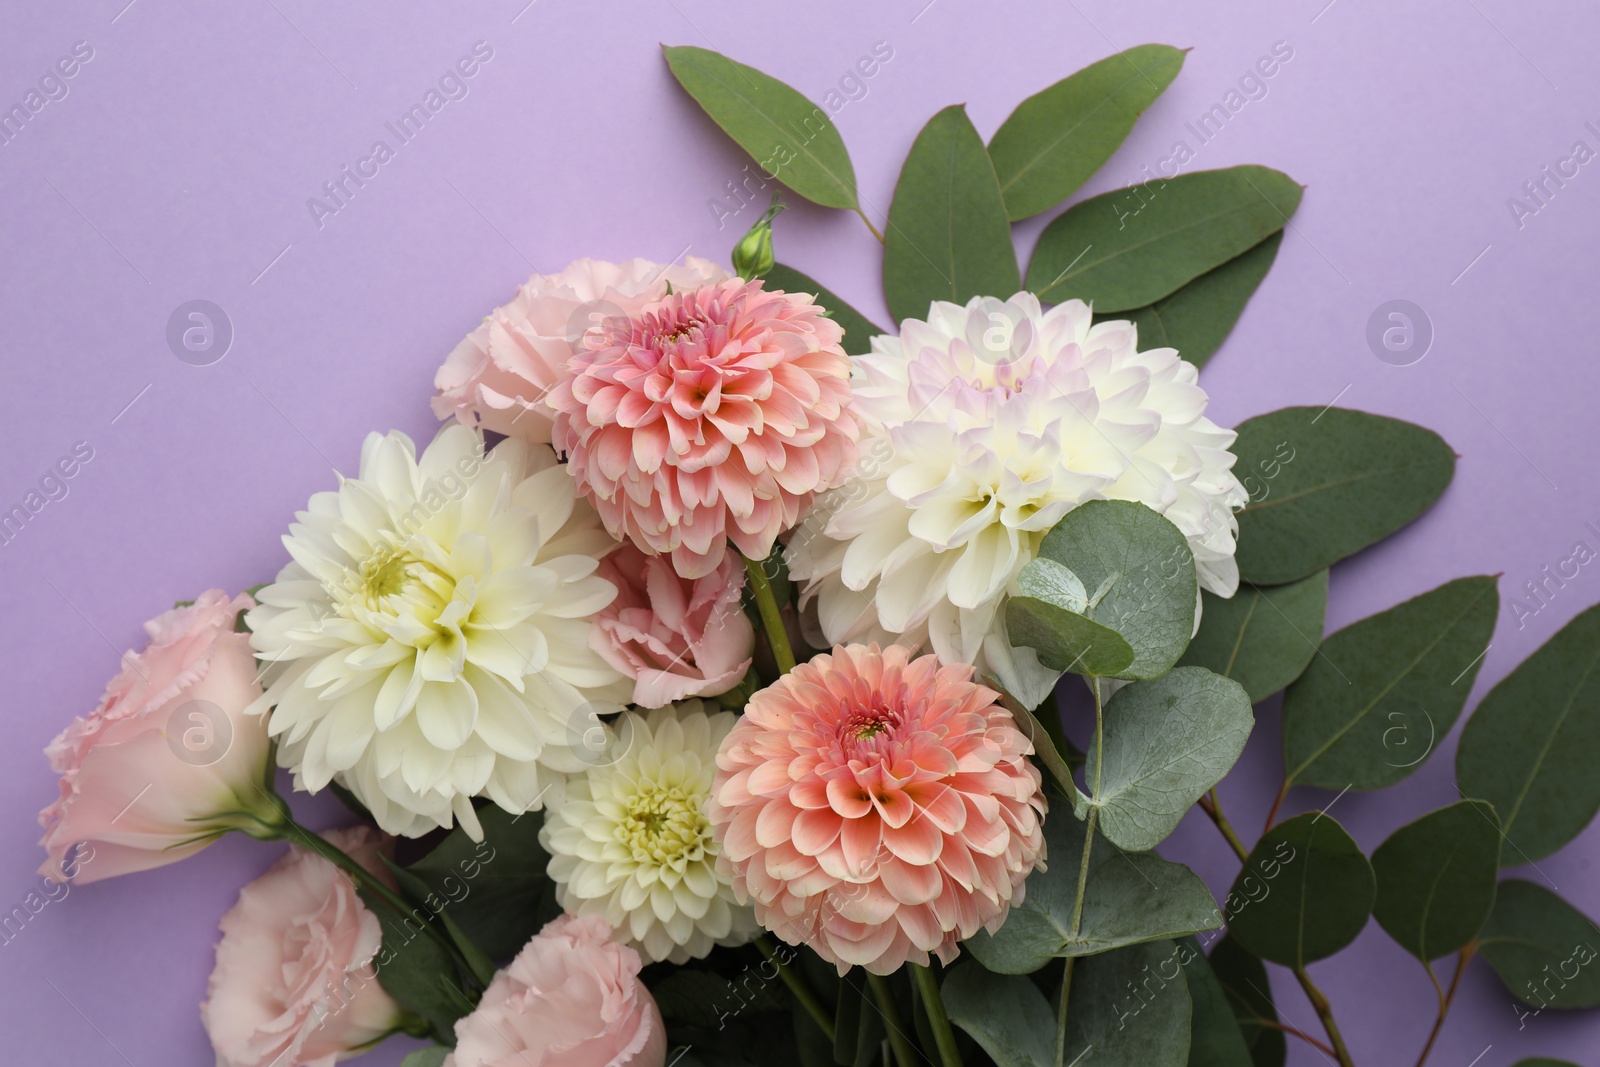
[548,277,859,579]
[38,589,276,884]
[709,643,1046,975]
[446,914,667,1067]
[202,826,405,1067]
[591,543,755,708]
[433,257,730,445]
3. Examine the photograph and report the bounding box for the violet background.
[1,0,1595,1063]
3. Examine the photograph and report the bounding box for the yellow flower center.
[619,782,711,866]
[360,549,414,602]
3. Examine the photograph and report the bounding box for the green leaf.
[1032,499,1198,680]
[763,262,885,354]
[832,974,882,1067]
[662,46,858,211]
[883,104,1020,324]
[1063,941,1193,1066]
[1457,601,1600,864]
[405,804,560,960]
[1207,935,1286,1067]
[1179,937,1253,1067]
[942,964,1055,1067]
[965,814,1220,974]
[1225,812,1374,967]
[989,44,1186,220]
[389,863,497,986]
[1107,232,1284,370]
[654,970,742,1030]
[1178,570,1327,703]
[1025,165,1300,311]
[1231,407,1457,585]
[1479,880,1600,1009]
[359,888,468,1041]
[1282,575,1498,790]
[794,1000,836,1067]
[1370,800,1502,961]
[400,1050,449,1067]
[1076,667,1254,850]
[1005,558,1136,677]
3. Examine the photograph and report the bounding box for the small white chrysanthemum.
[540,701,756,963]
[246,424,630,840]
[787,292,1246,707]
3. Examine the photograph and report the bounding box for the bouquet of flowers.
[37,42,1600,1067]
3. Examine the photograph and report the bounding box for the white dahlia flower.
[787,292,1246,708]
[246,424,630,839]
[540,701,756,963]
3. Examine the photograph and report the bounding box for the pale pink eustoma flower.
[433,257,730,445]
[709,644,1046,975]
[38,589,274,884]
[592,543,755,708]
[548,278,859,579]
[446,914,667,1067]
[202,826,403,1067]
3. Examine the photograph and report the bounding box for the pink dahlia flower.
[548,278,859,579]
[592,543,755,708]
[709,644,1046,975]
[433,256,730,445]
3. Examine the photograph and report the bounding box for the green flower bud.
[731,196,785,280]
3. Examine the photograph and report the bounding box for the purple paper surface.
[2,1,1597,1063]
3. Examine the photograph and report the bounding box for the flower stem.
[244,783,481,987]
[744,554,797,674]
[1414,945,1474,1067]
[1293,965,1356,1067]
[865,971,917,1067]
[911,964,962,1067]
[1197,788,1250,862]
[756,937,835,1042]
[1056,956,1076,1067]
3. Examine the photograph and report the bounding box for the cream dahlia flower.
[246,424,630,839]
[540,701,757,963]
[787,293,1246,707]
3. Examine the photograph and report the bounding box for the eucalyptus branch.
[1056,676,1106,1054]
[1055,957,1076,1067]
[1263,781,1290,834]
[1067,677,1104,940]
[854,206,886,243]
[1293,965,1356,1067]
[1197,788,1250,862]
[1414,945,1475,1067]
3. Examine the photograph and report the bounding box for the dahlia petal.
[791,807,844,856]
